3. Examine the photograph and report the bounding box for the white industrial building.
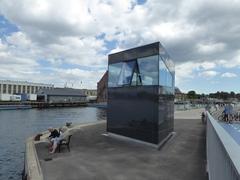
[0,80,54,94]
[37,88,87,103]
[0,80,54,101]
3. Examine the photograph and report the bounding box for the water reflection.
[96,108,107,121]
[0,107,106,180]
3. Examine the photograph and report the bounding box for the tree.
[187,90,197,99]
[230,91,235,98]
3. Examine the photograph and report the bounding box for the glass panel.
[138,55,158,85]
[159,59,173,87]
[131,67,142,86]
[108,62,123,87]
[118,61,135,86]
[159,45,175,74]
[159,59,174,94]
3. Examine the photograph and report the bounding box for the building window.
[118,61,135,86]
[18,85,21,93]
[159,60,172,87]
[138,55,158,86]
[23,86,26,93]
[31,86,34,94]
[27,86,30,93]
[108,55,159,87]
[3,84,6,93]
[108,62,123,87]
[159,58,174,94]
[13,85,17,94]
[8,85,12,94]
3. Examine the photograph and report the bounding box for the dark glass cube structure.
[107,42,175,145]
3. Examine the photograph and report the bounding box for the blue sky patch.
[137,0,147,5]
[0,15,19,37]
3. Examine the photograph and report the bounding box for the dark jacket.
[49,129,60,139]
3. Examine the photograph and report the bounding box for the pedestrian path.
[220,122,240,146]
[33,109,208,180]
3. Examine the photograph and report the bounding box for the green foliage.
[185,90,240,100]
[187,90,197,99]
[208,91,239,100]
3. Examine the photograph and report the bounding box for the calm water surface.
[0,107,106,180]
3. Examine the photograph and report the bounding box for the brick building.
[97,71,108,103]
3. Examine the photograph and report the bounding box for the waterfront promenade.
[29,108,207,180]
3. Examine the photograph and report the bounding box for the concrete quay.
[25,108,207,180]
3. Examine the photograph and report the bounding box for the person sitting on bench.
[48,127,63,154]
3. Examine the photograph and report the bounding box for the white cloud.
[0,0,240,90]
[54,68,105,89]
[221,72,237,78]
[0,0,98,41]
[198,62,216,70]
[217,50,240,68]
[0,32,108,88]
[197,42,226,54]
[199,70,219,78]
[175,60,217,86]
[175,62,198,84]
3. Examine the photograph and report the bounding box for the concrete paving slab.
[174,108,204,119]
[35,109,208,180]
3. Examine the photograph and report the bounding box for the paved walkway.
[36,109,207,180]
[220,122,240,146]
[174,108,204,119]
[210,107,240,146]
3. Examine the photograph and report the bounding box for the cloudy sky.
[0,0,239,93]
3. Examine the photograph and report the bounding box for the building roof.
[175,87,182,94]
[97,71,108,84]
[0,80,54,87]
[37,88,86,96]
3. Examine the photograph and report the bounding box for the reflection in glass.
[118,61,135,86]
[131,62,142,86]
[108,62,123,87]
[108,54,174,90]
[138,55,158,85]
[159,45,175,73]
[159,60,172,87]
[159,59,174,94]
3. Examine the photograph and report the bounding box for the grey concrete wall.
[207,112,240,180]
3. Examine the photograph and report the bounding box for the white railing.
[206,112,240,180]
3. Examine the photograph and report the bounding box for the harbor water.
[0,107,106,180]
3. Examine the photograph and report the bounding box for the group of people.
[203,103,239,124]
[222,103,239,123]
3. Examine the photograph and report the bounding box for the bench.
[58,135,72,153]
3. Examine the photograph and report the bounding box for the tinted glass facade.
[108,55,159,87]
[107,42,175,145]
